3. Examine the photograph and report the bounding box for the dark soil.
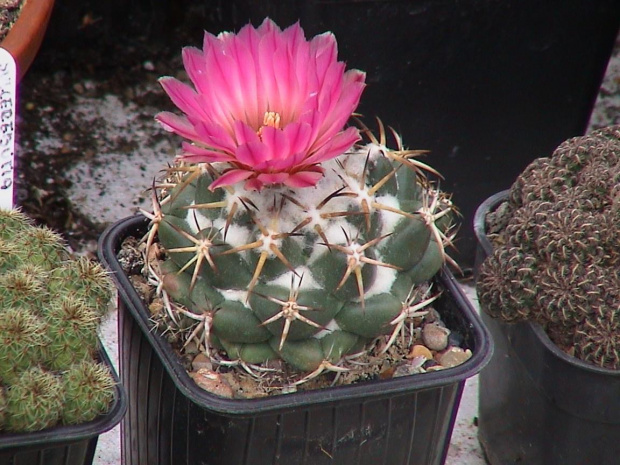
[15,1,232,255]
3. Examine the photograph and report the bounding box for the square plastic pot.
[99,215,492,465]
[0,347,127,465]
[474,191,620,465]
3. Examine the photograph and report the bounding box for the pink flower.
[156,18,366,191]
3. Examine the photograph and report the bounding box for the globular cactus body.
[149,141,455,373]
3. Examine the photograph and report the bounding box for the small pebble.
[423,359,439,370]
[192,353,212,372]
[438,347,473,368]
[190,369,234,398]
[393,357,426,377]
[422,323,450,351]
[407,344,433,360]
[424,308,442,324]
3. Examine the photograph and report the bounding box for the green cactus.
[43,296,100,371]
[0,209,117,432]
[144,128,458,375]
[61,361,116,425]
[47,258,113,317]
[0,307,48,384]
[5,368,64,433]
[477,126,620,369]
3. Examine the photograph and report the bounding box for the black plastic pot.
[474,191,620,465]
[99,215,492,465]
[0,347,127,465]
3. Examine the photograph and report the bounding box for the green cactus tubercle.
[146,135,457,373]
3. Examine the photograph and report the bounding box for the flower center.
[257,111,282,140]
[263,111,281,129]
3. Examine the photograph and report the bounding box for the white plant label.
[0,48,16,210]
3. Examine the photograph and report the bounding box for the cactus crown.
[477,126,620,369]
[0,209,116,432]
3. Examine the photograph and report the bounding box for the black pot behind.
[474,191,620,465]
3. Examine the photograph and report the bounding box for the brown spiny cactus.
[476,125,620,369]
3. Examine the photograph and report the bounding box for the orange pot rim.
[1,0,55,81]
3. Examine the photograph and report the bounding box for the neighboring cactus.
[44,296,100,371]
[142,19,460,383]
[0,209,117,432]
[5,368,64,433]
[61,361,117,425]
[477,126,620,369]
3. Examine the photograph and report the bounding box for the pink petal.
[305,126,361,165]
[182,47,208,94]
[233,121,262,147]
[159,77,208,122]
[155,112,199,140]
[244,177,264,191]
[194,122,237,153]
[284,169,324,188]
[209,169,254,191]
[179,142,234,163]
[283,122,313,157]
[259,125,290,161]
[256,172,289,185]
[236,142,268,166]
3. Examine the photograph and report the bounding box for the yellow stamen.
[258,111,282,140]
[263,111,281,129]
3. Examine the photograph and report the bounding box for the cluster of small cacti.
[145,124,458,380]
[0,209,116,432]
[477,126,620,369]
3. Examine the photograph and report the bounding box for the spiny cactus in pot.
[138,18,470,394]
[0,209,117,432]
[476,125,620,369]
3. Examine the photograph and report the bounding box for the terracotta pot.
[1,0,55,81]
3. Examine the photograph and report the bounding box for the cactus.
[477,126,620,369]
[0,209,117,432]
[5,368,64,433]
[61,361,117,425]
[142,19,459,383]
[43,296,100,371]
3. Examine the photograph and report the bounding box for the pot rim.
[1,0,55,82]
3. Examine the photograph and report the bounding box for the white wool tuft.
[221,289,249,304]
[183,206,212,233]
[375,194,403,238]
[313,319,342,339]
[363,262,398,298]
[268,267,321,290]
